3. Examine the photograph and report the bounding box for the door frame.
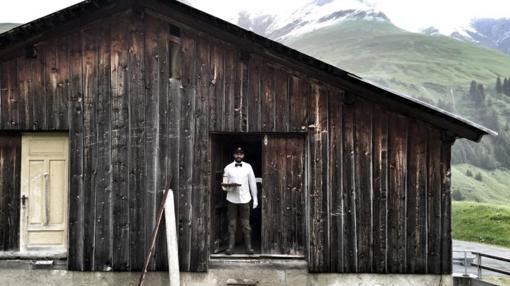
[19,132,70,256]
[208,131,308,260]
[208,132,265,254]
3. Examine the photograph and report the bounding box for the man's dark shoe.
[226,232,235,255]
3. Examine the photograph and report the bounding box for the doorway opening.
[210,133,263,255]
[210,132,307,259]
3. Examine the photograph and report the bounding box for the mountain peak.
[236,0,390,41]
[313,0,334,6]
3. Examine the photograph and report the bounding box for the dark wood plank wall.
[0,134,21,251]
[262,135,305,255]
[0,9,455,274]
[306,85,455,274]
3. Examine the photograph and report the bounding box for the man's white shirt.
[223,161,258,204]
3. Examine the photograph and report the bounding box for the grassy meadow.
[452,201,510,248]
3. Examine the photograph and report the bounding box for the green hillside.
[452,201,510,248]
[284,20,510,204]
[0,23,19,34]
[452,164,510,205]
[285,20,510,102]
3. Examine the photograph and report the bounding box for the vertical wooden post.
[165,189,180,286]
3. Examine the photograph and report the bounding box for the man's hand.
[252,199,258,209]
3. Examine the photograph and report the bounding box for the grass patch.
[452,201,510,248]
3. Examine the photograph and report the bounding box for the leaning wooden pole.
[138,189,171,286]
[165,189,180,286]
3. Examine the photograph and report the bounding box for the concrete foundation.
[0,268,453,286]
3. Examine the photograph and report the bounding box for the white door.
[20,133,69,253]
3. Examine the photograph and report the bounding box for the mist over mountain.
[465,18,510,55]
[422,18,510,56]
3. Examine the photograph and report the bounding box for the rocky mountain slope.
[423,18,510,56]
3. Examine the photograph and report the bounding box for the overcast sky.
[1,0,509,33]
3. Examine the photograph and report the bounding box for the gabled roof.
[0,0,497,142]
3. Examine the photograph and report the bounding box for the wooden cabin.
[0,0,493,274]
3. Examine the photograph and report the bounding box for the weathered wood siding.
[0,134,21,251]
[262,135,306,255]
[0,8,454,274]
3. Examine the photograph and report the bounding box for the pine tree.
[477,83,485,102]
[469,80,478,98]
[504,78,510,96]
[496,76,503,93]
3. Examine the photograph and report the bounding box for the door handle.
[43,172,49,226]
[21,195,28,207]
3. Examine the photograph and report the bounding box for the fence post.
[477,253,482,279]
[464,251,468,276]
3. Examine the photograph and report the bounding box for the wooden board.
[0,134,21,251]
[341,97,357,273]
[177,32,195,271]
[67,30,85,271]
[210,136,230,254]
[93,23,113,271]
[307,84,330,272]
[441,135,453,274]
[262,134,305,255]
[354,99,373,273]
[387,114,408,273]
[372,107,389,273]
[427,127,442,274]
[110,13,131,271]
[328,91,343,272]
[190,35,210,272]
[406,120,428,273]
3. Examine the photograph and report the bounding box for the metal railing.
[453,250,510,279]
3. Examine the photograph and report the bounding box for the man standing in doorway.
[222,147,258,255]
